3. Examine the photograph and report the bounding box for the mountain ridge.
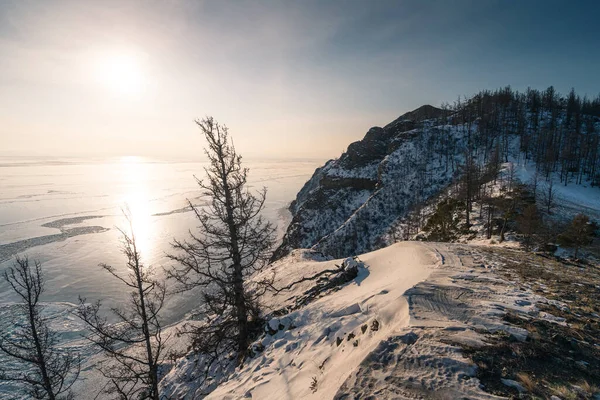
[273,103,459,260]
[275,87,600,260]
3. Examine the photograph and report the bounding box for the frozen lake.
[0,156,322,324]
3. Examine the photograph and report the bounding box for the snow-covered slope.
[205,242,435,400]
[273,105,467,260]
[515,162,600,220]
[275,96,600,260]
[160,240,593,399]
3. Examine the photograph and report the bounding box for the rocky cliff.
[273,105,462,259]
[276,86,600,260]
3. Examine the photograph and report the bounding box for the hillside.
[160,242,600,399]
[63,87,600,399]
[275,87,600,260]
[273,104,460,259]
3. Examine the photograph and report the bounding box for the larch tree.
[423,198,464,242]
[517,204,542,251]
[541,180,556,215]
[558,214,596,258]
[167,117,275,387]
[0,257,80,400]
[77,212,166,400]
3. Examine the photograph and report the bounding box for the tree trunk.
[28,294,55,400]
[218,145,249,362]
[486,203,494,239]
[499,215,508,243]
[133,240,159,400]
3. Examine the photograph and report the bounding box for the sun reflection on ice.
[120,156,154,262]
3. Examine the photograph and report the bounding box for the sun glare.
[120,156,154,261]
[94,52,146,96]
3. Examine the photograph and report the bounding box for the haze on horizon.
[1,0,599,160]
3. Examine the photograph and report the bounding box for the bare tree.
[517,204,542,251]
[529,168,541,199]
[77,213,166,400]
[0,257,80,400]
[167,117,275,389]
[541,180,556,215]
[504,162,517,193]
[558,214,596,258]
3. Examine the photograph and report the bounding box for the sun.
[94,52,146,96]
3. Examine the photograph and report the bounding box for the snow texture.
[161,241,566,399]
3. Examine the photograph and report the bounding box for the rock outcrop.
[273,105,458,260]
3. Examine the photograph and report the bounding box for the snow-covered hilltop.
[87,87,600,399]
[156,87,600,399]
[275,88,600,260]
[273,104,459,260]
[161,241,600,399]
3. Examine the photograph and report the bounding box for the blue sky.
[1,0,599,158]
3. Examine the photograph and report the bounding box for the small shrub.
[551,384,578,400]
[579,380,600,397]
[310,376,318,393]
[516,372,536,392]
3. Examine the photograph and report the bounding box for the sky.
[1,0,599,159]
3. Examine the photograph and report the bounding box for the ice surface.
[0,157,320,319]
[0,156,320,399]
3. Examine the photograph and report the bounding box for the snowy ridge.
[162,242,437,399]
[160,241,581,399]
[280,122,469,259]
[276,96,600,260]
[273,103,474,260]
[274,106,464,259]
[314,123,468,257]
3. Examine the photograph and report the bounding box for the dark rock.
[320,176,378,191]
[340,127,389,168]
[393,331,418,345]
[272,104,449,260]
[371,320,380,332]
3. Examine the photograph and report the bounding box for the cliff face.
[273,105,459,260]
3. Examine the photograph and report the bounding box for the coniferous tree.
[558,214,596,258]
[496,195,516,243]
[517,204,542,251]
[0,257,80,400]
[537,218,564,253]
[167,117,275,388]
[423,198,464,242]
